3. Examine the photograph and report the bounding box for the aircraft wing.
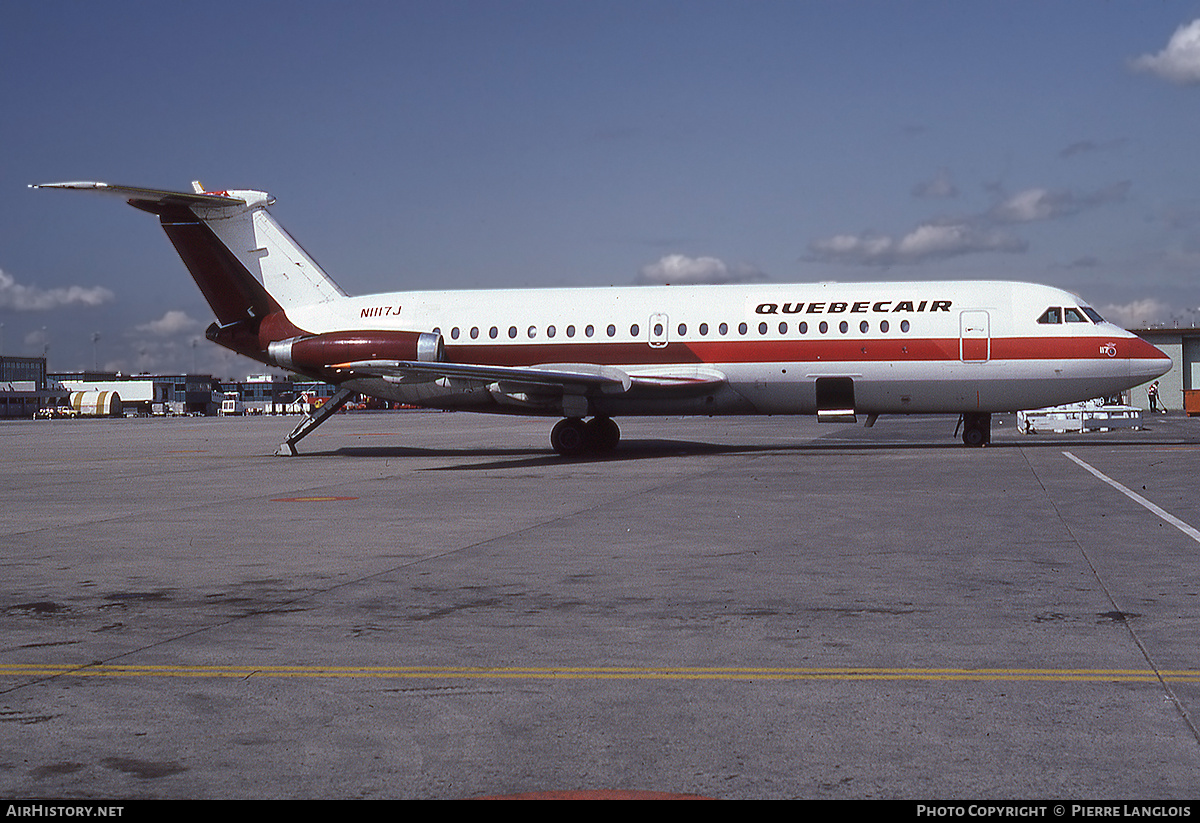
[337,360,632,393]
[335,360,726,395]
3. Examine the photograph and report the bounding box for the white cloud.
[912,169,958,200]
[1130,19,1200,85]
[991,188,1061,223]
[1060,139,1125,159]
[24,328,49,350]
[807,222,1026,266]
[989,183,1130,224]
[135,310,204,336]
[0,268,114,311]
[636,254,767,285]
[1097,298,1172,329]
[810,180,1129,267]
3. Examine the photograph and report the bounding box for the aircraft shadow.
[321,429,1199,471]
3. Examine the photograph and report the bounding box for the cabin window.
[471,327,480,339]
[585,325,594,338]
[839,321,849,334]
[719,323,728,335]
[819,321,828,334]
[1064,307,1087,323]
[799,321,808,334]
[509,326,518,339]
[1037,307,1062,324]
[451,327,460,340]
[489,326,499,339]
[607,324,616,337]
[566,325,575,338]
[758,322,768,334]
[678,323,687,336]
[699,323,708,335]
[860,321,869,333]
[900,320,910,333]
[739,322,748,335]
[880,320,889,333]
[547,325,556,338]
[653,323,663,336]
[778,322,787,334]
[631,324,640,337]
[527,326,536,338]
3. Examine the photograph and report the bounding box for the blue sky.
[3,1,1200,376]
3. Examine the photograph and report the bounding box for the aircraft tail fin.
[31,182,348,326]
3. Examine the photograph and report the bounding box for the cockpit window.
[1082,307,1104,324]
[1064,307,1087,323]
[1037,307,1062,324]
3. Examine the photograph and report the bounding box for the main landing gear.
[958,412,992,447]
[550,416,621,456]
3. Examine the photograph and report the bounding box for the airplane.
[32,181,1172,456]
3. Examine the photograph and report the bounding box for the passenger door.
[960,310,990,363]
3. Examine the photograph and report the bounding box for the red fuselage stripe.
[441,336,1162,368]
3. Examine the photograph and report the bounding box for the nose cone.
[1125,335,1172,382]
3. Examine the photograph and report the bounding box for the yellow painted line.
[3,665,1200,682]
[269,496,359,502]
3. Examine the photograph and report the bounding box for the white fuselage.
[284,280,1170,417]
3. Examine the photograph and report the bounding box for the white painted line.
[1063,451,1200,545]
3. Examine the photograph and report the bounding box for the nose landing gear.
[958,412,991,447]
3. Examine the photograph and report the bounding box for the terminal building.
[217,374,300,415]
[1131,326,1200,415]
[45,371,336,417]
[1,356,67,418]
[52,372,224,416]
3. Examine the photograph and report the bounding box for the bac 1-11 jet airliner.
[33,181,1172,455]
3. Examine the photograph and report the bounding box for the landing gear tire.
[550,418,588,456]
[550,417,621,456]
[585,417,620,453]
[961,412,991,447]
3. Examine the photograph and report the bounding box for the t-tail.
[30,181,348,363]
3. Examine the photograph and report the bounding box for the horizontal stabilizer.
[31,181,249,208]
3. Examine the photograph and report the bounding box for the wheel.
[961,413,991,447]
[584,417,620,452]
[550,418,588,455]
